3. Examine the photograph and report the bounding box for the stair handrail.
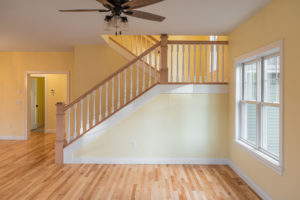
[64,41,161,111]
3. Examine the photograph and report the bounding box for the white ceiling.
[0,0,271,51]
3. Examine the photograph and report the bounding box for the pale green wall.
[75,94,228,158]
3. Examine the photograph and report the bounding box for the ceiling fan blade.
[122,0,164,9]
[59,9,109,12]
[96,0,114,8]
[125,10,165,22]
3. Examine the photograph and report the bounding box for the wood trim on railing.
[166,82,228,85]
[167,41,229,45]
[64,83,159,148]
[109,36,137,57]
[147,35,159,43]
[64,42,161,111]
[109,36,160,73]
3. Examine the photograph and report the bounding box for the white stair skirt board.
[227,160,273,200]
[0,135,26,140]
[64,84,228,164]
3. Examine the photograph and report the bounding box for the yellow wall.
[228,0,300,199]
[0,52,73,137]
[74,45,128,98]
[75,94,228,159]
[46,74,67,132]
[35,77,45,127]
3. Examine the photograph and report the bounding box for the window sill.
[234,140,283,175]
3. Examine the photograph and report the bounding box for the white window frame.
[234,40,284,175]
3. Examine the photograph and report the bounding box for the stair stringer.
[64,84,228,164]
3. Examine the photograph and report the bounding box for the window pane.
[264,56,280,103]
[243,104,257,144]
[262,106,280,157]
[244,63,257,101]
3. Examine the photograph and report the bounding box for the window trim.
[234,40,284,175]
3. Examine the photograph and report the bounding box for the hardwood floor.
[0,133,260,200]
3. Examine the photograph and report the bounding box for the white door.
[30,78,37,130]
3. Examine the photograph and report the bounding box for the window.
[235,40,283,174]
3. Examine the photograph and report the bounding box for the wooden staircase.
[55,35,229,164]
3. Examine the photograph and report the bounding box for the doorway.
[26,72,69,139]
[30,75,45,133]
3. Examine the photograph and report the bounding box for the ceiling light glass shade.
[122,21,128,32]
[112,16,121,28]
[104,20,112,31]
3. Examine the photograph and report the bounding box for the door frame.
[30,77,38,130]
[25,71,70,140]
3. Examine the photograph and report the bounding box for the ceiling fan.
[59,0,166,35]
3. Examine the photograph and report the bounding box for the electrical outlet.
[8,124,12,129]
[16,100,21,105]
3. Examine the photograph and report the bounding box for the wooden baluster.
[142,56,145,91]
[188,45,191,82]
[211,45,214,82]
[120,35,123,47]
[205,45,208,82]
[99,86,102,122]
[155,48,157,83]
[170,45,173,82]
[92,90,96,126]
[199,45,202,83]
[73,103,77,139]
[131,36,133,54]
[136,60,139,96]
[86,95,90,130]
[111,77,114,113]
[55,102,65,164]
[124,69,127,104]
[148,52,151,87]
[177,44,179,82]
[130,65,133,100]
[80,99,83,134]
[136,35,138,55]
[105,81,108,117]
[118,73,121,108]
[126,35,129,50]
[216,45,219,82]
[182,45,185,82]
[194,45,196,83]
[141,36,143,53]
[160,34,168,83]
[222,44,225,82]
[66,108,71,143]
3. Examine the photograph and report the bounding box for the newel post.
[160,34,168,83]
[55,102,65,164]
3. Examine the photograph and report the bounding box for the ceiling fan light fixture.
[60,0,166,35]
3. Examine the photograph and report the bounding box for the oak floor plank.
[0,132,261,200]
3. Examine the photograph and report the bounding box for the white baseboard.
[227,160,273,200]
[0,135,26,140]
[67,157,228,165]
